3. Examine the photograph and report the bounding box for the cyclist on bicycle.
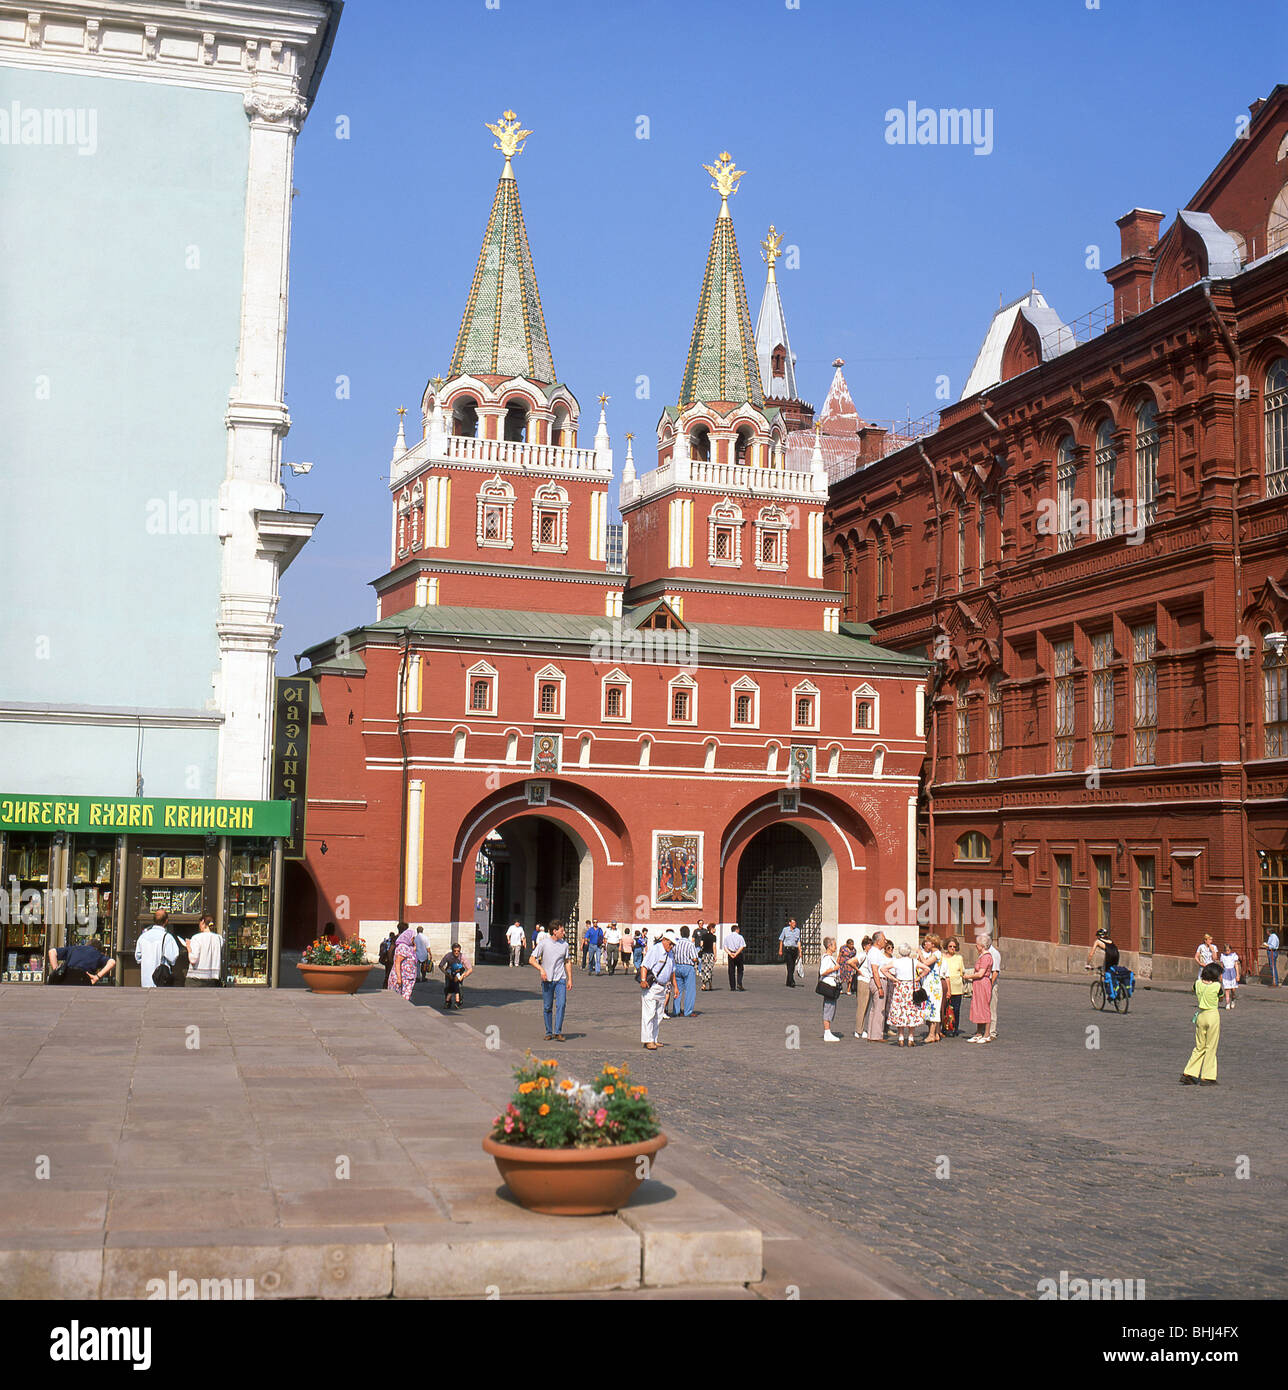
[1088,927,1131,996]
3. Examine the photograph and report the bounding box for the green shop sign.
[0,794,292,838]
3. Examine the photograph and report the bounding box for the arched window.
[876,526,893,610]
[1135,401,1159,524]
[470,680,491,711]
[1268,183,1288,256]
[956,831,990,861]
[1056,436,1076,551]
[734,425,754,466]
[551,405,571,448]
[452,396,479,438]
[955,684,970,781]
[1094,419,1117,539]
[1264,631,1288,758]
[1265,359,1288,497]
[689,425,711,462]
[503,400,529,443]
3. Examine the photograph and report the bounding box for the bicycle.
[1090,966,1134,1013]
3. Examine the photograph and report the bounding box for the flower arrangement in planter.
[301,937,368,966]
[482,1054,666,1215]
[296,936,373,994]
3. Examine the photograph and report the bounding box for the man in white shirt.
[184,914,223,987]
[604,922,622,975]
[414,927,430,980]
[529,920,572,1040]
[505,920,525,968]
[862,932,887,1042]
[134,911,181,988]
[1267,930,1281,987]
[640,931,676,1049]
[723,925,746,991]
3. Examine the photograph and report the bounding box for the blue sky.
[279,0,1284,662]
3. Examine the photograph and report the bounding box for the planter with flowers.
[296,937,375,994]
[483,1054,666,1215]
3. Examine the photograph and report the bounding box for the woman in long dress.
[882,942,928,1046]
[385,924,418,1001]
[919,934,944,1042]
[966,946,994,1042]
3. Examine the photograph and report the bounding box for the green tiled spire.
[678,152,764,409]
[448,112,555,384]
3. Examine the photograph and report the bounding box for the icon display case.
[1,835,51,982]
[224,842,275,985]
[125,843,217,963]
[67,837,117,954]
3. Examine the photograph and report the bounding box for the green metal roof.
[331,605,927,668]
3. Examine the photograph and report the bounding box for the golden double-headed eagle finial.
[486,109,532,166]
[760,225,784,276]
[703,150,745,206]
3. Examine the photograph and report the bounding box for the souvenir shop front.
[0,794,292,987]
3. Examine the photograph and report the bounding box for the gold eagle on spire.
[760,225,784,266]
[703,151,745,199]
[486,109,532,160]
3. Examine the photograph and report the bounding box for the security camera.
[286,461,314,476]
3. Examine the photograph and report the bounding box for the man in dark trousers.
[724,923,747,991]
[778,917,801,986]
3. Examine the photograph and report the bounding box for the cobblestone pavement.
[439,963,1288,1299]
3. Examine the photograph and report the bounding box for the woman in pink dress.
[386,924,418,1001]
[966,947,994,1042]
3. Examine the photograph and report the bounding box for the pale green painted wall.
[0,67,249,796]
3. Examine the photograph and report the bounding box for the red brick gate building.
[826,89,1288,980]
[291,120,929,964]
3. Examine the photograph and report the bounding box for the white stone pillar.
[216,83,315,800]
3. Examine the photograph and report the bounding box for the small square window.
[714,527,732,560]
[539,683,559,715]
[605,687,624,718]
[470,679,491,712]
[735,693,753,724]
[538,511,558,546]
[672,690,690,721]
[796,696,814,726]
[855,700,873,730]
[483,507,502,541]
[762,532,779,565]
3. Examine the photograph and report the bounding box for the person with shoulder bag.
[184,914,222,987]
[817,936,842,1041]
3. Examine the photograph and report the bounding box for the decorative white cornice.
[0,1,335,110]
[243,81,307,131]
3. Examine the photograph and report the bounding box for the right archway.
[735,823,829,964]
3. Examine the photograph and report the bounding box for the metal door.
[736,825,823,963]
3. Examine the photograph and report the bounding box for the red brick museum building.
[826,89,1288,979]
[289,121,929,963]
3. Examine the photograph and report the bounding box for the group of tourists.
[818,931,1000,1045]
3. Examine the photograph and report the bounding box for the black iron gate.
[736,824,823,964]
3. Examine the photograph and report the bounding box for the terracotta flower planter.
[296,962,375,994]
[482,1132,667,1215]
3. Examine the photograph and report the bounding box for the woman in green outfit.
[1180,963,1223,1085]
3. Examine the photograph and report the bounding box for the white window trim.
[791,678,821,733]
[477,475,515,550]
[668,672,698,726]
[466,660,498,718]
[852,682,880,735]
[533,663,566,721]
[708,499,744,567]
[730,676,760,730]
[754,506,790,572]
[531,482,570,554]
[601,667,632,722]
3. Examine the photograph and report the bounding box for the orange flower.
[538,1076,551,1089]
[518,1081,536,1094]
[538,1103,550,1115]
[604,1065,618,1075]
[633,1086,648,1097]
[559,1079,575,1090]
[604,1085,615,1094]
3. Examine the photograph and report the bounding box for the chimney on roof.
[1106,208,1165,323]
[1249,96,1266,121]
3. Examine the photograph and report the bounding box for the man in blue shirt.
[47,938,115,986]
[640,931,676,1049]
[585,921,604,975]
[778,918,802,987]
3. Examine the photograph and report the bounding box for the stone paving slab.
[0,985,767,1300]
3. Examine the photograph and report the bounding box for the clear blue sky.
[279,0,1284,663]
